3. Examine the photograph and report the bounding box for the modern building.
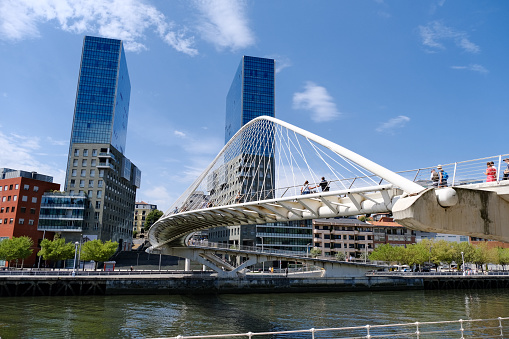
[133,201,157,238]
[63,36,141,249]
[368,215,416,249]
[0,168,60,267]
[38,193,86,233]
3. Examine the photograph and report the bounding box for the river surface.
[1,289,509,338]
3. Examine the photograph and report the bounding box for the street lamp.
[72,241,79,277]
[461,251,465,274]
[306,243,311,257]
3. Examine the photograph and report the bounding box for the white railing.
[156,317,509,339]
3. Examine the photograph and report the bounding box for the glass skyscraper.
[208,56,312,253]
[62,36,140,249]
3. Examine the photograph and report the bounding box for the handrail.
[156,317,509,339]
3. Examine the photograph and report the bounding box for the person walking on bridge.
[437,165,448,187]
[485,161,497,182]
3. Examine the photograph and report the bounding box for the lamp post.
[72,241,79,277]
[461,251,465,275]
[306,243,311,257]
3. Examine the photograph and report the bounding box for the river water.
[1,289,509,338]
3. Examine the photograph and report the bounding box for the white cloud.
[47,136,68,146]
[376,115,410,133]
[292,82,341,122]
[0,0,198,55]
[266,55,291,73]
[174,130,186,138]
[194,0,255,51]
[418,21,480,53]
[451,64,489,74]
[137,185,173,213]
[0,131,66,187]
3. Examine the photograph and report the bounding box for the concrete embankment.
[2,273,509,297]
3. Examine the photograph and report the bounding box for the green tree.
[401,243,429,267]
[452,242,474,270]
[432,240,455,268]
[144,209,164,231]
[0,236,34,268]
[80,240,118,270]
[335,252,346,261]
[310,247,322,258]
[369,244,404,264]
[472,242,497,272]
[498,248,509,271]
[37,237,76,269]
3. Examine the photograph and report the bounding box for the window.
[13,195,17,201]
[2,197,6,202]
[89,180,94,188]
[81,170,86,177]
[97,190,102,198]
[5,207,9,213]
[92,149,97,156]
[74,149,79,156]
[94,212,100,220]
[11,207,15,213]
[79,190,84,196]
[73,159,78,167]
[30,208,36,214]
[19,218,24,224]
[7,196,11,201]
[4,185,7,190]
[9,185,13,190]
[88,190,93,197]
[32,197,37,203]
[20,207,26,213]
[0,208,3,213]
[90,169,95,177]
[33,186,39,192]
[24,184,29,190]
[91,159,97,166]
[99,170,104,178]
[96,201,101,208]
[0,219,2,224]
[9,218,14,224]
[82,159,87,167]
[72,169,77,177]
[83,149,89,156]
[98,180,103,188]
[28,219,34,225]
[15,184,18,190]
[70,179,76,188]
[0,186,2,191]
[80,180,85,188]
[70,190,75,196]
[3,219,6,224]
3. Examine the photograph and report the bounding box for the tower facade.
[64,36,140,248]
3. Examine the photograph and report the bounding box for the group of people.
[301,177,330,195]
[431,158,509,186]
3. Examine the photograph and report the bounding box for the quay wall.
[1,274,509,297]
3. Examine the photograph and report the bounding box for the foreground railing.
[157,317,509,339]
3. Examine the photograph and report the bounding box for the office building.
[133,201,157,238]
[64,36,141,249]
[0,168,60,267]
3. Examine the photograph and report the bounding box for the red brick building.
[0,169,60,267]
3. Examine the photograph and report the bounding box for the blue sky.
[1,0,508,212]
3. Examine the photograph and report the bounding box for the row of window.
[0,184,39,192]
[68,190,102,198]
[0,218,34,225]
[0,207,36,214]
[71,169,105,177]
[1,196,37,203]
[70,179,104,188]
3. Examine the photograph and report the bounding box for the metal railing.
[156,317,509,339]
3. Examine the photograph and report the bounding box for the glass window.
[19,218,24,224]
[28,219,34,225]
[80,180,85,188]
[5,207,9,213]
[89,180,94,188]
[20,207,26,213]
[82,159,87,167]
[88,190,93,197]
[70,190,75,196]
[90,169,95,177]
[30,208,36,214]
[92,149,97,156]
[72,169,77,177]
[97,190,102,198]
[7,196,11,201]
[9,185,13,190]
[32,197,37,203]
[81,170,86,177]
[23,184,29,190]
[74,149,79,156]
[1,197,5,202]
[22,196,28,202]
[10,218,14,224]
[4,185,7,190]
[79,190,84,196]
[73,159,78,166]
[83,149,89,156]
[0,186,2,191]
[98,180,103,188]
[33,186,39,192]
[96,201,101,208]
[70,179,76,188]
[15,184,18,190]
[13,195,17,201]
[99,170,104,178]
[0,207,3,213]
[91,159,97,166]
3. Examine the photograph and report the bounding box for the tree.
[432,240,455,268]
[401,243,429,267]
[0,236,34,268]
[335,252,346,261]
[310,247,322,258]
[38,237,75,269]
[144,209,164,231]
[498,248,509,271]
[80,240,118,270]
[471,242,497,272]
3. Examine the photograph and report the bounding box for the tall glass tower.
[63,36,140,249]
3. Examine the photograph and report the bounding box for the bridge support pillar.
[393,184,509,242]
[184,258,191,271]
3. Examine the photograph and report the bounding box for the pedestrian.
[437,165,448,188]
[503,158,509,180]
[301,180,316,195]
[130,266,133,271]
[485,161,497,182]
[430,169,439,187]
[285,267,288,277]
[319,177,330,191]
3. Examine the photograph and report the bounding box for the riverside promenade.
[2,269,509,297]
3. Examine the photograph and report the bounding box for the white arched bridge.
[148,116,509,276]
